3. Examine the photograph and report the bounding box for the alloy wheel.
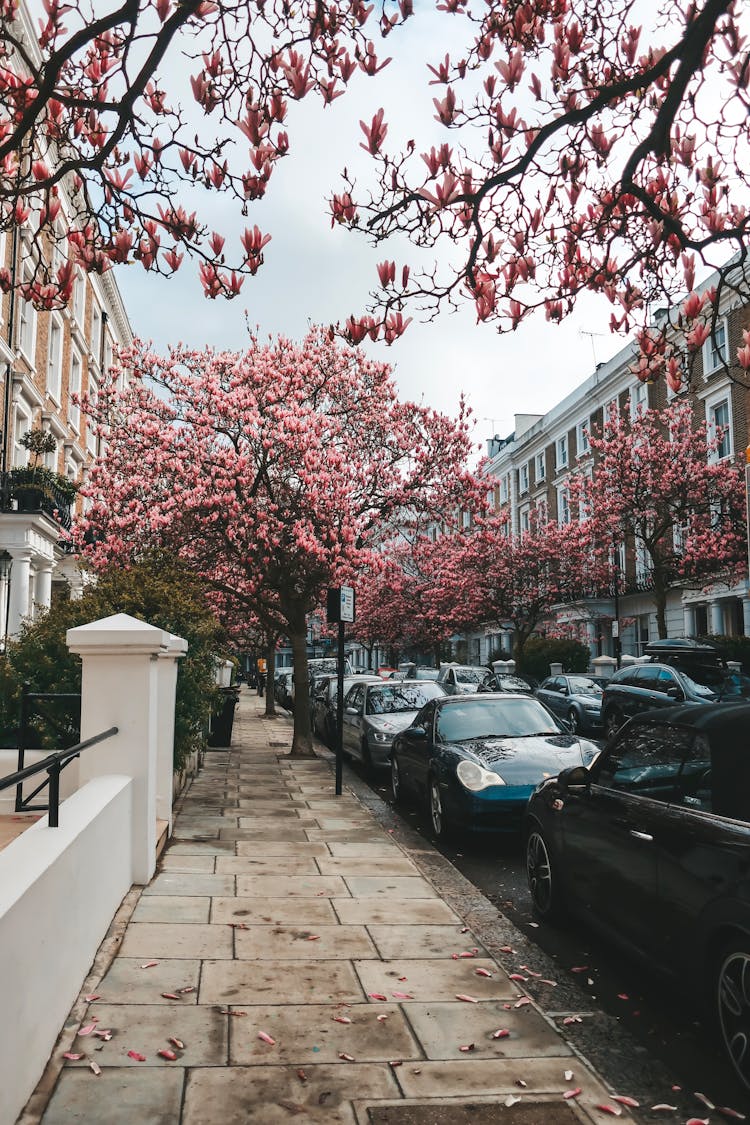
[429,777,444,838]
[391,755,401,802]
[567,708,579,734]
[526,829,554,918]
[717,947,750,1088]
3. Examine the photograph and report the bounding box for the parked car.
[535,674,606,734]
[341,679,445,769]
[390,692,599,839]
[393,664,440,681]
[311,673,381,746]
[524,702,750,1090]
[600,659,750,738]
[436,663,488,695]
[274,671,294,711]
[478,670,537,695]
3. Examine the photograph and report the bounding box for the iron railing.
[0,470,74,530]
[0,726,118,827]
[15,683,82,812]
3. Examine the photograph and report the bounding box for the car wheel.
[526,824,563,922]
[604,709,622,739]
[715,937,750,1089]
[567,707,580,734]
[391,754,403,803]
[428,775,448,840]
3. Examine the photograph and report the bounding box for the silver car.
[436,664,487,695]
[535,674,606,734]
[342,679,445,769]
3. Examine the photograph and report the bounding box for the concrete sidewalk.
[23,691,635,1125]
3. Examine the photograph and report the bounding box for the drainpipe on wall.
[2,226,19,477]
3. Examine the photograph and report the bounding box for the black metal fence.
[14,683,81,812]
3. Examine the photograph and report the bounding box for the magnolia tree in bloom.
[4,0,750,388]
[568,399,747,638]
[450,514,609,664]
[78,327,480,754]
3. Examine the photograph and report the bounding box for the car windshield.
[367,682,443,714]
[455,667,485,684]
[680,666,750,700]
[436,697,560,742]
[567,676,603,696]
[494,675,533,691]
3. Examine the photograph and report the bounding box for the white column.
[34,561,53,615]
[586,620,597,664]
[156,633,188,834]
[67,613,170,884]
[709,600,724,636]
[7,548,32,639]
[683,604,696,638]
[743,597,750,637]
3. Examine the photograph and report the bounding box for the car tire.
[567,708,580,734]
[714,936,750,1090]
[604,708,622,739]
[428,775,448,841]
[391,754,403,804]
[526,823,564,922]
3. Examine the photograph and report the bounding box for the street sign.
[611,621,619,639]
[327,586,356,624]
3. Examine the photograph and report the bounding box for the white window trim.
[630,381,648,419]
[557,484,571,525]
[556,435,568,471]
[705,387,733,462]
[535,451,546,482]
[519,463,529,495]
[576,421,590,457]
[47,312,64,404]
[69,346,82,434]
[702,317,729,376]
[17,283,37,367]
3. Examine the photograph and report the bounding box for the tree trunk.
[289,625,314,757]
[264,639,276,718]
[653,569,669,639]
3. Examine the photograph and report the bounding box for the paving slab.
[361,1100,585,1125]
[403,1001,573,1061]
[65,1003,229,1066]
[354,958,513,1003]
[235,874,349,898]
[166,840,237,856]
[333,899,460,926]
[227,1003,420,1065]
[41,1067,185,1124]
[342,877,439,899]
[234,924,377,960]
[311,818,375,830]
[131,896,211,924]
[94,958,201,1004]
[327,842,403,858]
[160,855,216,874]
[237,815,318,828]
[394,1056,612,1100]
[119,922,234,960]
[315,857,419,877]
[366,925,487,960]
[214,855,319,875]
[210,897,339,926]
[183,1063,398,1125]
[222,827,310,841]
[199,960,365,1005]
[235,840,329,857]
[305,830,391,843]
[144,873,235,897]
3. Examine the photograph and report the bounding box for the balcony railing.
[0,470,74,531]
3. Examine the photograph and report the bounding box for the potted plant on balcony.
[8,429,78,514]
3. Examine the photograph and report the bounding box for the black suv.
[601,639,750,738]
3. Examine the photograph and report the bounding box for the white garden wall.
[0,775,133,1125]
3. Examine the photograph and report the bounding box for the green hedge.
[2,554,226,771]
[697,634,750,673]
[516,637,591,681]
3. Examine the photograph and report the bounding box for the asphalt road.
[342,755,750,1123]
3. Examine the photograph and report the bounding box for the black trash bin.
[208,686,240,747]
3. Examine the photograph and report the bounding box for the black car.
[390,693,599,839]
[600,660,750,738]
[536,674,606,734]
[524,703,750,1089]
[478,671,537,695]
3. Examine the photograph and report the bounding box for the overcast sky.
[114,4,626,453]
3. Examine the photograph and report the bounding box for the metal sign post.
[326,586,355,796]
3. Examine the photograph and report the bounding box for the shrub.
[517,636,591,681]
[698,634,750,673]
[4,553,226,770]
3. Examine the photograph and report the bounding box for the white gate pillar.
[157,633,188,834]
[67,613,172,884]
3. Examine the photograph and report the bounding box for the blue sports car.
[390,693,599,838]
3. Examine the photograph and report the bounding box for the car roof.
[628,701,750,735]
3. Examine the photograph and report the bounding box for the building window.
[703,319,729,374]
[69,349,82,432]
[72,272,86,326]
[17,289,37,364]
[519,463,529,494]
[499,475,509,504]
[577,421,590,456]
[13,405,31,466]
[556,435,568,470]
[90,303,102,363]
[47,315,63,401]
[630,381,648,418]
[557,485,570,525]
[520,506,530,534]
[535,451,545,481]
[536,497,547,524]
[708,396,732,460]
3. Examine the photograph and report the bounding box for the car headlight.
[456,760,506,792]
[371,732,392,743]
[584,703,600,711]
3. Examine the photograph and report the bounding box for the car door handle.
[629,830,653,842]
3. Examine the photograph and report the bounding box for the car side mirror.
[404,725,427,739]
[665,685,684,700]
[557,765,590,794]
[345,705,359,716]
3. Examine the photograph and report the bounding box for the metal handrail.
[0,727,118,827]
